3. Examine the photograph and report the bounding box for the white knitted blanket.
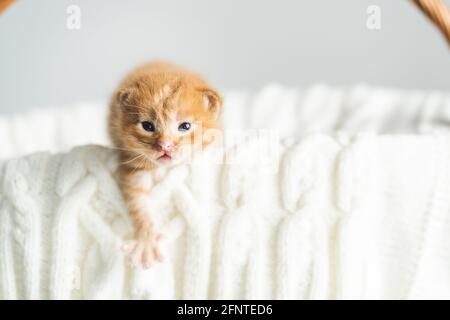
[1,84,450,299]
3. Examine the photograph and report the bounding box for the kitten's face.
[117,79,221,167]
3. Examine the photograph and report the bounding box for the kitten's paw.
[121,233,163,269]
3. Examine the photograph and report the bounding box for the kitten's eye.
[178,122,191,131]
[141,121,155,132]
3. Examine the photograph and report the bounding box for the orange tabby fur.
[109,62,222,268]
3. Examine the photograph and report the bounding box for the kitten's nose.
[158,141,173,152]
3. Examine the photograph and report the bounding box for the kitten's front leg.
[119,166,163,268]
[122,216,163,268]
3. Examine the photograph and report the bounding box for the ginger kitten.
[109,62,222,268]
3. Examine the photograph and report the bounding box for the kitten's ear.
[117,88,136,112]
[200,87,223,119]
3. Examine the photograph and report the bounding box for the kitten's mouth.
[157,152,172,161]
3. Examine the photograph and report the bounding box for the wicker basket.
[413,0,450,46]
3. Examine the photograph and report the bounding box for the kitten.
[109,62,222,268]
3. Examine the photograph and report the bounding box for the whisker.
[110,146,140,152]
[131,156,147,175]
[110,145,151,155]
[121,153,145,165]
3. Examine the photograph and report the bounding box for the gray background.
[0,0,449,114]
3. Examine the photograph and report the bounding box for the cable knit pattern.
[1,132,450,299]
[1,84,450,299]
